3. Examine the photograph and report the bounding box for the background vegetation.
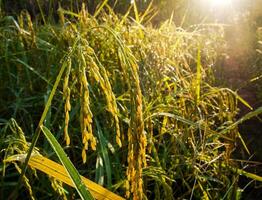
[0,0,261,199]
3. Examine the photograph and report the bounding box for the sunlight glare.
[211,0,232,7]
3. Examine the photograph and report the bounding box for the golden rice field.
[0,1,262,200]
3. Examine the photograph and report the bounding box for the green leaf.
[40,125,94,200]
[95,119,112,187]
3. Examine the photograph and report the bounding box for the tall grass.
[1,3,262,200]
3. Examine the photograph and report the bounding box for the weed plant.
[0,3,262,200]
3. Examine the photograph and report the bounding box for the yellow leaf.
[27,155,125,200]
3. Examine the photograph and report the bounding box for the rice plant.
[0,2,261,200]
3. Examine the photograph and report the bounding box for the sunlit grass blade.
[237,131,250,155]
[148,112,233,141]
[222,164,262,182]
[235,92,253,110]
[233,167,262,182]
[5,154,125,200]
[120,5,132,25]
[218,106,262,154]
[139,0,154,23]
[94,0,109,18]
[195,45,202,105]
[40,125,94,200]
[28,155,125,200]
[219,106,262,135]
[132,0,140,23]
[200,154,262,182]
[57,7,80,18]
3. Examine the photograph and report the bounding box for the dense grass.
[0,3,262,200]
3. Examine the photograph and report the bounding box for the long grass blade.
[29,155,124,199]
[133,0,140,23]
[223,164,262,182]
[10,56,70,200]
[219,106,262,135]
[148,112,233,141]
[95,119,112,187]
[94,0,109,18]
[5,154,125,200]
[195,45,202,105]
[40,125,94,200]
